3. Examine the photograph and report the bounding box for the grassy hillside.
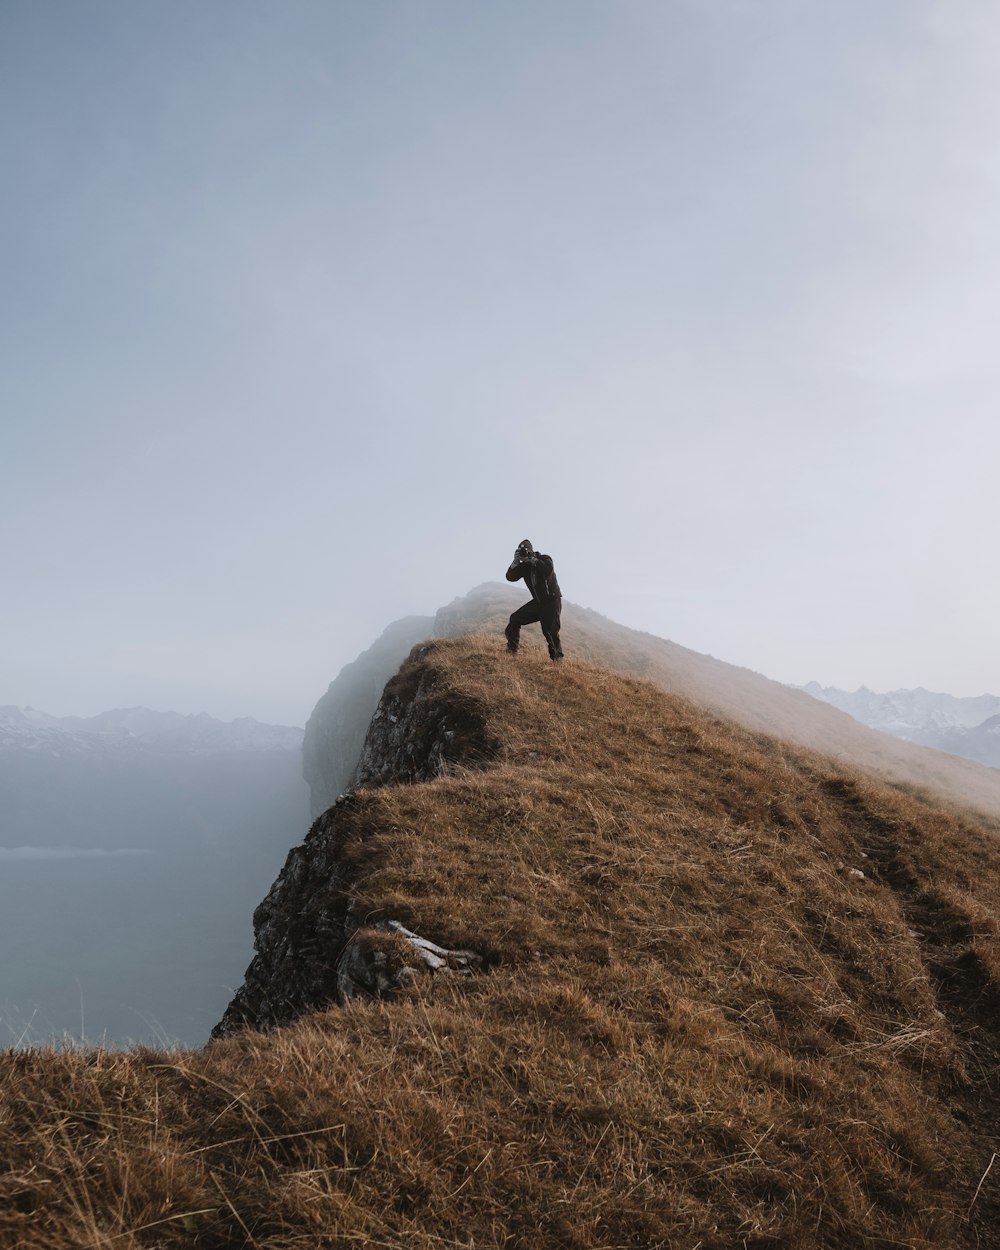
[3,636,1000,1248]
[436,583,1000,819]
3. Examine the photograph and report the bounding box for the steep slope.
[4,638,1000,1248]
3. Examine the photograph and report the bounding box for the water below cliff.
[0,848,284,1047]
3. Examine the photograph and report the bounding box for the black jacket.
[506,552,561,603]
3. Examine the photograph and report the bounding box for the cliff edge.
[207,634,1000,1247]
[7,636,999,1249]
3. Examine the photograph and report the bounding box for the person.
[504,539,564,660]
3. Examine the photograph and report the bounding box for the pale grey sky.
[3,1,998,725]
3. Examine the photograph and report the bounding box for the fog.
[3,1,999,725]
[0,712,309,1045]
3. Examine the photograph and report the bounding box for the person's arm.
[506,551,526,582]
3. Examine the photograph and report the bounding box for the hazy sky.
[3,1,999,725]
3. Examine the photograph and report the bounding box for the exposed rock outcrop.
[353,646,499,786]
[337,920,483,1003]
[211,794,355,1035]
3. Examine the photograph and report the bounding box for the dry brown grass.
[437,584,1000,820]
[3,635,1000,1249]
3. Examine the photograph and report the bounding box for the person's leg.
[505,600,541,653]
[541,599,563,660]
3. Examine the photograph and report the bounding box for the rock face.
[213,642,496,1037]
[354,645,498,787]
[212,796,356,1035]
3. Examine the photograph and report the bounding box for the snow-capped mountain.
[800,684,1000,767]
[950,713,1000,767]
[0,705,302,756]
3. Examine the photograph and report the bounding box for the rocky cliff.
[215,642,498,1034]
[207,634,1000,1246]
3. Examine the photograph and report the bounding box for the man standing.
[505,539,564,661]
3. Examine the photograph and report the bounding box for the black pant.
[506,597,563,659]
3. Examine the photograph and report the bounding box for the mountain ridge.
[4,633,1000,1245]
[801,681,1000,727]
[0,703,302,756]
[303,584,1000,821]
[209,633,1000,1245]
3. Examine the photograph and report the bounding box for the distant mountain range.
[0,705,302,757]
[800,684,1000,768]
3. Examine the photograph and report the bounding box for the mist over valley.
[0,706,307,1045]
